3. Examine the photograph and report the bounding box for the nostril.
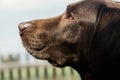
[20,27,26,32]
[19,23,26,32]
[18,22,32,32]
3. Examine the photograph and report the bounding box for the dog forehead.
[66,0,106,15]
[66,0,104,24]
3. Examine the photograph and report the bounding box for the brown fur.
[19,0,120,80]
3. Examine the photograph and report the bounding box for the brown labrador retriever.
[19,0,120,80]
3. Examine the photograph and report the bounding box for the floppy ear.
[92,5,120,57]
[60,1,100,47]
[66,1,101,47]
[69,1,100,27]
[96,5,120,32]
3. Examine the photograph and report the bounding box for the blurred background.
[0,0,119,80]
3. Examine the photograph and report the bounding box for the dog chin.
[25,47,50,60]
[48,58,67,67]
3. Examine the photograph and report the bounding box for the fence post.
[70,68,74,80]
[53,67,56,80]
[1,69,4,80]
[44,66,48,80]
[61,68,65,80]
[62,68,65,77]
[18,67,22,80]
[9,68,13,80]
[35,66,39,79]
[70,68,74,75]
[27,66,30,80]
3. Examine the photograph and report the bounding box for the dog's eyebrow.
[66,0,84,12]
[66,3,76,12]
[66,5,71,12]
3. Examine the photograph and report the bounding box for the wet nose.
[18,22,33,32]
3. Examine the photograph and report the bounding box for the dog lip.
[26,45,49,60]
[48,59,62,67]
[30,45,46,52]
[48,59,58,66]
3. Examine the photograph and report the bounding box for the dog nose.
[18,22,32,32]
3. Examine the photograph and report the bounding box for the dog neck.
[71,58,92,79]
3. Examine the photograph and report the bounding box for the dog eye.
[65,12,74,20]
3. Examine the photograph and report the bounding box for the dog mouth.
[29,44,46,52]
[24,43,50,60]
[48,59,59,66]
[48,58,67,67]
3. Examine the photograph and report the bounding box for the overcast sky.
[0,0,120,55]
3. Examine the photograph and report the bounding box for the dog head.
[19,0,120,67]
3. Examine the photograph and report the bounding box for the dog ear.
[92,5,120,58]
[65,1,100,45]
[96,5,120,32]
[60,1,99,44]
[69,0,99,27]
